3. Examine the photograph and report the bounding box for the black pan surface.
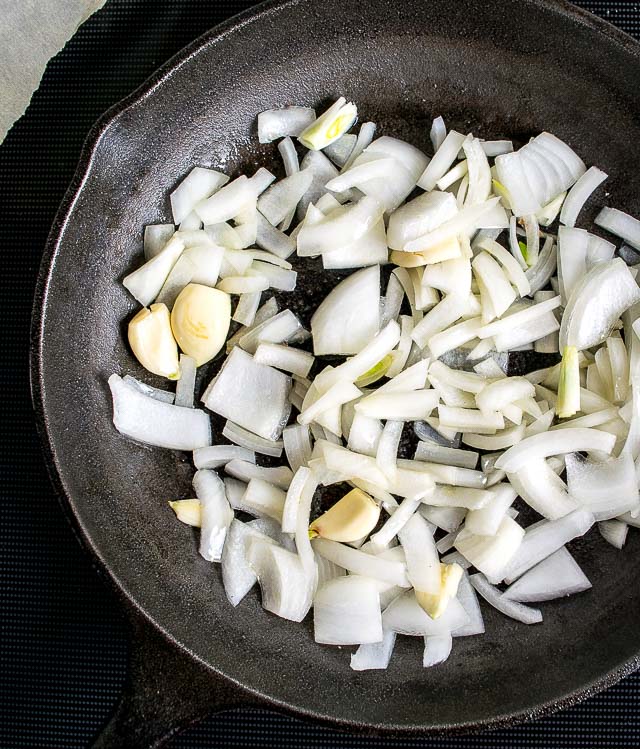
[32,0,640,735]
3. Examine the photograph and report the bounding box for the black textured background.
[2,1,640,747]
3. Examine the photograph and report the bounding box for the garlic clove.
[128,302,181,379]
[309,488,380,543]
[416,563,464,619]
[170,283,231,366]
[169,499,201,527]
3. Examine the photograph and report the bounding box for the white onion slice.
[255,213,296,259]
[495,428,616,473]
[122,375,175,404]
[123,235,185,306]
[222,421,283,457]
[258,106,316,143]
[560,166,608,227]
[174,354,196,408]
[399,512,441,596]
[282,425,312,474]
[351,629,396,671]
[560,258,640,351]
[418,130,466,191]
[387,191,458,251]
[109,374,211,450]
[463,136,492,206]
[474,237,530,297]
[193,445,255,469]
[422,634,453,667]
[225,459,292,491]
[470,573,542,624]
[503,509,595,584]
[314,576,383,645]
[312,538,410,587]
[144,223,175,260]
[414,440,478,470]
[171,167,229,224]
[502,547,591,603]
[193,469,233,562]
[238,309,305,355]
[595,206,640,251]
[454,515,524,581]
[311,265,380,356]
[465,484,516,536]
[599,519,628,549]
[429,317,483,359]
[565,452,639,520]
[221,519,276,606]
[382,591,470,636]
[202,347,290,441]
[430,116,447,152]
[241,478,286,522]
[258,169,314,227]
[355,390,439,421]
[247,538,313,621]
[507,458,577,520]
[194,176,255,225]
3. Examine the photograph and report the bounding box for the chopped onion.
[258,106,316,143]
[144,223,175,260]
[503,509,595,584]
[418,130,466,191]
[423,634,452,667]
[351,629,396,671]
[240,478,286,522]
[595,206,640,251]
[193,445,255,469]
[502,547,591,603]
[247,538,313,621]
[109,374,211,450]
[171,167,229,224]
[454,515,524,581]
[507,458,577,520]
[470,573,542,624]
[355,390,439,421]
[430,116,447,152]
[560,258,640,351]
[222,421,283,457]
[598,519,628,549]
[313,538,409,587]
[193,469,233,562]
[560,166,608,227]
[221,519,275,605]
[414,440,478,470]
[255,213,296,259]
[195,176,255,225]
[454,571,485,636]
[122,375,175,404]
[314,576,383,646]
[464,484,516,536]
[311,266,380,355]
[382,590,470,636]
[565,452,639,520]
[526,236,557,294]
[257,170,314,227]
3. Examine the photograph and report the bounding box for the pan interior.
[36,0,640,731]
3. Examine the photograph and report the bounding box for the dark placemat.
[2,1,640,747]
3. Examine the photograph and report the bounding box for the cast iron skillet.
[31,0,640,745]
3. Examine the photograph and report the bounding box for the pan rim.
[29,0,640,734]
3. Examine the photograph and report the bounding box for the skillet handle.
[92,609,254,748]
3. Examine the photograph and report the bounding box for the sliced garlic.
[128,303,180,380]
[169,499,201,527]
[298,97,358,151]
[309,488,380,543]
[416,563,464,619]
[171,283,231,366]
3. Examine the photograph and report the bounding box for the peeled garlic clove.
[128,302,181,379]
[309,488,380,543]
[169,499,201,527]
[298,97,358,151]
[416,563,464,619]
[171,283,231,366]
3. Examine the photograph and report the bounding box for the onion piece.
[255,213,296,259]
[430,116,447,152]
[225,460,292,491]
[122,375,175,404]
[476,377,534,414]
[503,509,595,584]
[144,224,175,260]
[598,519,628,549]
[233,291,262,327]
[257,170,314,227]
[351,629,397,671]
[502,547,591,603]
[464,484,516,536]
[454,515,524,581]
[495,427,616,473]
[595,206,640,251]
[422,505,466,534]
[507,458,577,519]
[202,347,290,441]
[221,519,276,606]
[312,538,410,587]
[438,405,503,434]
[123,235,185,307]
[193,469,233,562]
[240,478,286,522]
[470,573,542,624]
[463,136,492,206]
[355,390,439,421]
[382,590,470,636]
[311,266,380,355]
[474,237,530,297]
[436,160,468,191]
[258,106,316,143]
[423,634,453,667]
[560,166,608,227]
[429,317,483,359]
[414,440,479,470]
[324,133,357,167]
[560,258,640,351]
[171,167,229,224]
[347,412,383,457]
[283,425,312,474]
[314,576,383,645]
[399,513,441,604]
[193,445,255,469]
[418,130,466,191]
[454,571,485,636]
[109,374,211,450]
[222,421,283,458]
[298,196,384,256]
[478,295,561,340]
[238,309,305,355]
[565,452,640,520]
[247,538,313,621]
